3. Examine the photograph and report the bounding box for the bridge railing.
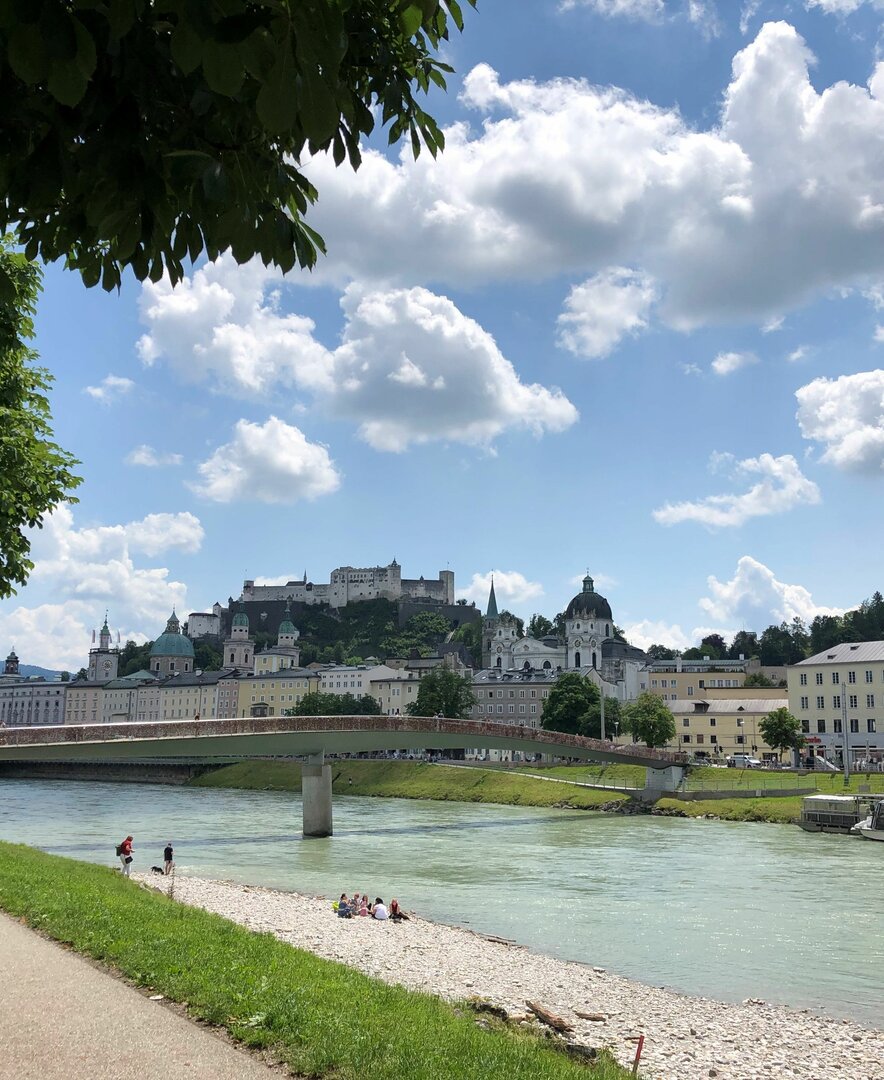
[0,714,688,767]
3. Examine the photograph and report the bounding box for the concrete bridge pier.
[641,764,686,801]
[302,753,333,838]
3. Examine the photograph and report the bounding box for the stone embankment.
[138,874,883,1080]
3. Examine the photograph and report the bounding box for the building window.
[816,673,823,685]
[834,718,843,734]
[696,734,704,744]
[850,719,859,734]
[799,673,807,686]
[735,734,745,744]
[801,719,810,734]
[687,686,693,696]
[867,694,875,709]
[682,718,690,727]
[710,734,717,744]
[816,695,825,709]
[497,705,503,713]
[530,705,536,713]
[849,695,858,709]
[508,705,514,713]
[832,672,840,685]
[833,695,841,709]
[800,696,809,709]
[709,718,716,727]
[869,719,877,734]
[848,671,856,684]
[866,669,874,683]
[682,734,691,743]
[817,719,826,734]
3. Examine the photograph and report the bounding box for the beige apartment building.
[787,641,884,766]
[649,696,786,762]
[235,670,320,718]
[370,672,422,715]
[318,664,401,699]
[642,659,752,700]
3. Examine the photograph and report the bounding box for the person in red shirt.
[119,836,133,877]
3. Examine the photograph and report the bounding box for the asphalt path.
[0,912,284,1078]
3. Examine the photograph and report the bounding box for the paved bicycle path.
[0,912,284,1078]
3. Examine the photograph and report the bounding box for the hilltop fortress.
[239,561,455,609]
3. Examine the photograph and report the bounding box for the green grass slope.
[0,843,632,1080]
[190,759,628,810]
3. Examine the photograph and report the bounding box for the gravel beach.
[137,874,883,1080]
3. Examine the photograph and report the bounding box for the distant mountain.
[18,664,64,680]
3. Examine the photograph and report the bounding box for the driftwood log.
[526,1001,574,1033]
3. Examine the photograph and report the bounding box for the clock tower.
[88,613,119,681]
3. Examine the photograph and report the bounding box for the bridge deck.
[0,715,686,770]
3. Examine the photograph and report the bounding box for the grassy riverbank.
[190,759,629,810]
[0,842,633,1080]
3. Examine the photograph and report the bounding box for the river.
[1,779,882,1027]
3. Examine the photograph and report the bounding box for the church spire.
[486,576,499,620]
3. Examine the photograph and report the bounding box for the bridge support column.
[302,754,333,838]
[642,765,685,801]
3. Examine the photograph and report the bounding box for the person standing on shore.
[119,836,133,877]
[163,841,174,875]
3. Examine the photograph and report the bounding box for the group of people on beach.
[334,893,409,922]
[116,836,174,877]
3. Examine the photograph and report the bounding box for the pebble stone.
[136,874,884,1080]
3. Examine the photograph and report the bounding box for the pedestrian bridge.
[0,715,687,835]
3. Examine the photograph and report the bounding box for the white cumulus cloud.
[653,453,821,528]
[557,268,657,358]
[711,350,758,376]
[331,286,577,451]
[139,265,578,454]
[0,506,202,669]
[192,417,341,504]
[560,0,664,17]
[300,22,884,333]
[699,555,845,626]
[457,571,545,612]
[795,369,884,472]
[83,374,134,404]
[619,619,694,652]
[125,445,183,468]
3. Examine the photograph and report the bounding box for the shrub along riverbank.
[190,759,818,824]
[0,843,633,1080]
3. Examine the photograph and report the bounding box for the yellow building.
[370,672,422,715]
[617,695,787,762]
[235,670,320,718]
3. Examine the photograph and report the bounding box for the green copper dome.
[232,610,249,628]
[150,611,195,659]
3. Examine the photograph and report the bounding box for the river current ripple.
[1,779,882,1026]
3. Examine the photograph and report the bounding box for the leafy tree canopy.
[622,692,676,749]
[646,644,680,660]
[540,673,618,740]
[527,614,554,640]
[0,0,474,290]
[743,671,776,688]
[0,237,81,597]
[406,666,474,719]
[291,691,381,716]
[759,706,804,761]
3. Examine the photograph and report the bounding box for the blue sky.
[4,0,884,670]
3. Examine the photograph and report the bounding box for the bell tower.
[88,613,119,681]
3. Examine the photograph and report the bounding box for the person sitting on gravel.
[336,893,353,917]
[389,898,409,922]
[372,897,389,920]
[357,897,369,916]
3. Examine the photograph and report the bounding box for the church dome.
[232,610,249,628]
[150,611,195,659]
[564,574,613,622]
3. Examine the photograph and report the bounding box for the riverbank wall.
[0,761,214,785]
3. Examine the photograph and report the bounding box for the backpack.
[115,844,123,856]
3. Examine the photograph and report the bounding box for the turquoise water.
[1,779,883,1026]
